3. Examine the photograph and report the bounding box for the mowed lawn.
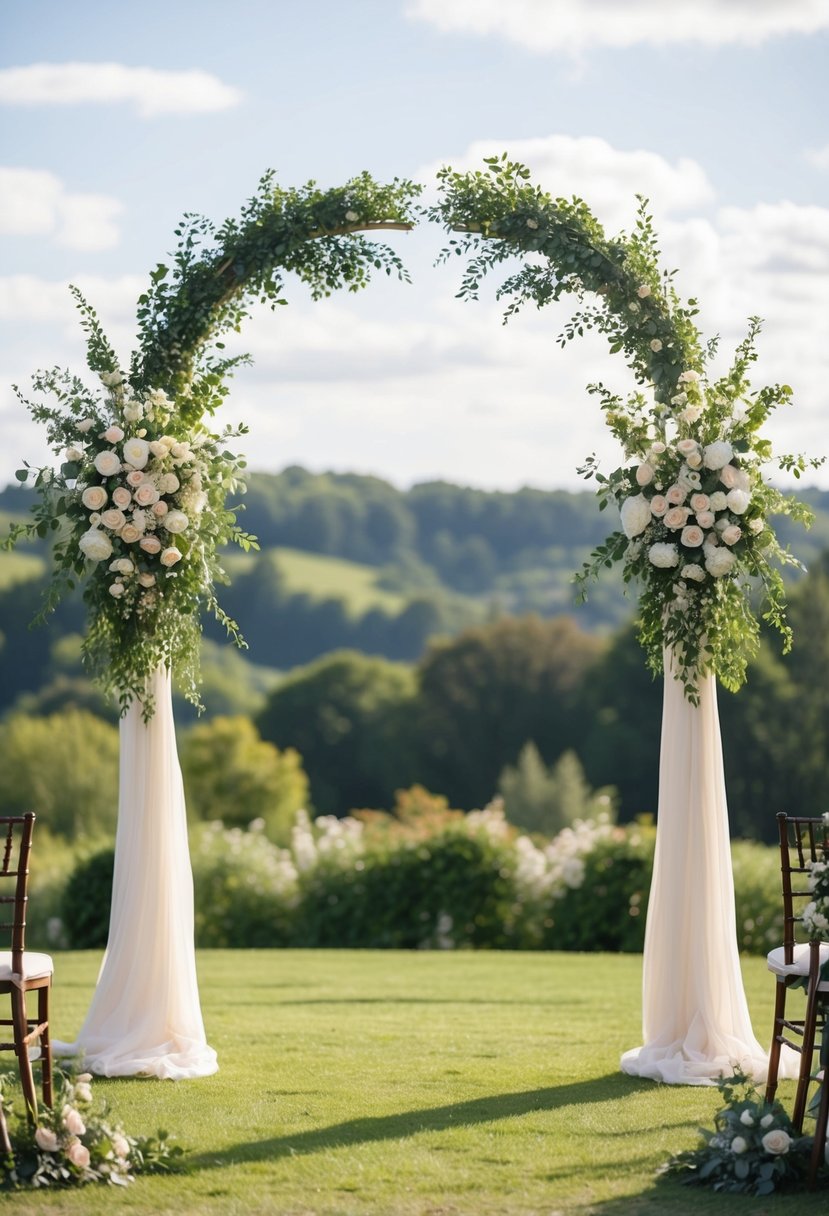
[9,950,822,1215]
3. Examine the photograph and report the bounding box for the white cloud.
[408,0,829,53]
[0,62,242,118]
[421,134,714,230]
[0,167,123,251]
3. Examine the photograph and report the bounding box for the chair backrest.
[0,813,35,975]
[777,811,829,964]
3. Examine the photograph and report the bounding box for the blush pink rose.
[139,535,162,555]
[664,507,689,530]
[126,469,145,487]
[112,486,132,508]
[120,524,141,544]
[680,525,704,547]
[722,524,742,545]
[666,484,687,505]
[134,483,160,507]
[690,493,710,513]
[695,510,715,529]
[100,508,126,531]
[649,495,668,517]
[66,1140,90,1168]
[160,547,183,568]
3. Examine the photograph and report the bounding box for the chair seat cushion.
[0,951,54,982]
[767,942,829,989]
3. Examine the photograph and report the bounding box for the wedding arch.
[8,158,818,1083]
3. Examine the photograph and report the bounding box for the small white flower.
[100,370,125,387]
[111,1133,130,1159]
[650,338,663,353]
[526,218,539,229]
[760,1113,775,1129]
[345,209,359,222]
[65,446,84,462]
[648,542,680,569]
[76,418,95,433]
[731,1135,748,1154]
[74,1081,93,1103]
[637,284,651,298]
[740,1110,755,1127]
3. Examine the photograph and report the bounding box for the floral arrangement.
[0,1068,183,1189]
[7,328,256,715]
[431,157,822,701]
[803,812,829,943]
[662,1070,814,1196]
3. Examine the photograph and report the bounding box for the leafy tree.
[498,744,615,836]
[179,715,308,842]
[0,709,119,839]
[415,615,604,808]
[257,651,417,815]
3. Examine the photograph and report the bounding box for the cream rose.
[761,1128,791,1155]
[679,405,703,425]
[709,491,727,511]
[680,525,704,548]
[649,495,668,517]
[726,488,750,514]
[79,528,113,562]
[100,508,126,531]
[120,523,142,544]
[122,437,150,469]
[650,338,663,353]
[681,564,705,582]
[81,485,107,511]
[152,500,168,516]
[139,535,162,555]
[164,509,189,534]
[74,1081,93,1103]
[748,517,765,534]
[112,1133,130,1158]
[77,417,95,433]
[35,1126,59,1151]
[100,370,124,387]
[666,484,687,506]
[126,469,145,487]
[160,546,183,568]
[696,510,715,529]
[103,425,124,443]
[690,493,709,513]
[678,369,700,384]
[134,483,160,507]
[705,548,737,577]
[108,581,125,598]
[149,440,168,458]
[159,472,180,494]
[685,450,703,469]
[637,284,651,298]
[138,572,156,588]
[722,524,742,545]
[94,450,121,477]
[664,507,690,530]
[676,439,698,458]
[620,494,651,539]
[648,542,680,569]
[110,558,134,574]
[123,400,144,423]
[635,463,654,487]
[66,1140,91,1168]
[112,486,132,508]
[63,1108,86,1136]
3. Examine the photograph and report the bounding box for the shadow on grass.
[189,1074,660,1170]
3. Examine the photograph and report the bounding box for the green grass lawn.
[7,950,823,1215]
[0,549,45,590]
[222,547,407,618]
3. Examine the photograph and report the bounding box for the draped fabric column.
[60,667,217,1079]
[621,651,769,1085]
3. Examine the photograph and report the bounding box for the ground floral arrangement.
[663,1071,817,1196]
[432,157,823,701]
[0,1068,183,1189]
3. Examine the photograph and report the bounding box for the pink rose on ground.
[63,1108,86,1136]
[112,1133,130,1158]
[666,484,687,505]
[100,508,126,531]
[635,463,654,486]
[134,483,160,507]
[112,486,132,508]
[680,525,704,548]
[81,485,107,511]
[35,1126,59,1152]
[140,535,162,555]
[722,525,742,545]
[696,510,715,529]
[66,1140,90,1168]
[650,495,668,517]
[690,493,709,513]
[664,507,690,530]
[160,547,183,568]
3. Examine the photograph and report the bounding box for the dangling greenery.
[6,172,419,715]
[431,155,822,700]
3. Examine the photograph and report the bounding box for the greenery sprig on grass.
[431,154,822,701]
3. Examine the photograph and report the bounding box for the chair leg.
[10,987,38,1123]
[38,984,53,1109]
[808,1068,829,1189]
[793,976,822,1132]
[766,978,787,1103]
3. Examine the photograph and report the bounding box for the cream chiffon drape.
[621,652,773,1085]
[58,667,217,1079]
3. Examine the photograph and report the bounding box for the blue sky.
[2,0,828,491]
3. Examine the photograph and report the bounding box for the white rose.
[100,508,126,531]
[709,491,727,511]
[100,370,124,387]
[112,558,134,574]
[74,1081,93,1103]
[678,369,700,383]
[739,1110,755,1127]
[160,472,180,494]
[103,425,124,443]
[761,1128,791,1155]
[722,524,742,545]
[704,441,734,470]
[666,485,687,505]
[676,439,698,458]
[159,435,177,450]
[681,564,705,582]
[620,495,651,539]
[79,528,113,562]
[76,418,95,433]
[160,546,183,567]
[81,485,107,511]
[696,510,715,529]
[648,543,679,569]
[685,451,703,469]
[731,1136,748,1154]
[705,547,737,577]
[679,406,703,425]
[170,442,189,459]
[726,488,750,514]
[149,440,167,458]
[134,483,160,507]
[690,493,709,513]
[681,525,704,548]
[635,463,654,487]
[650,495,668,517]
[164,509,189,534]
[664,507,690,530]
[108,581,125,598]
[760,1114,775,1129]
[94,450,121,477]
[123,403,144,423]
[748,517,765,534]
[650,441,666,455]
[138,572,156,588]
[122,437,150,469]
[35,1126,59,1151]
[65,446,84,462]
[671,393,688,406]
[637,284,651,298]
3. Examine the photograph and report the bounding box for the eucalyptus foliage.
[431,155,822,699]
[6,172,419,712]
